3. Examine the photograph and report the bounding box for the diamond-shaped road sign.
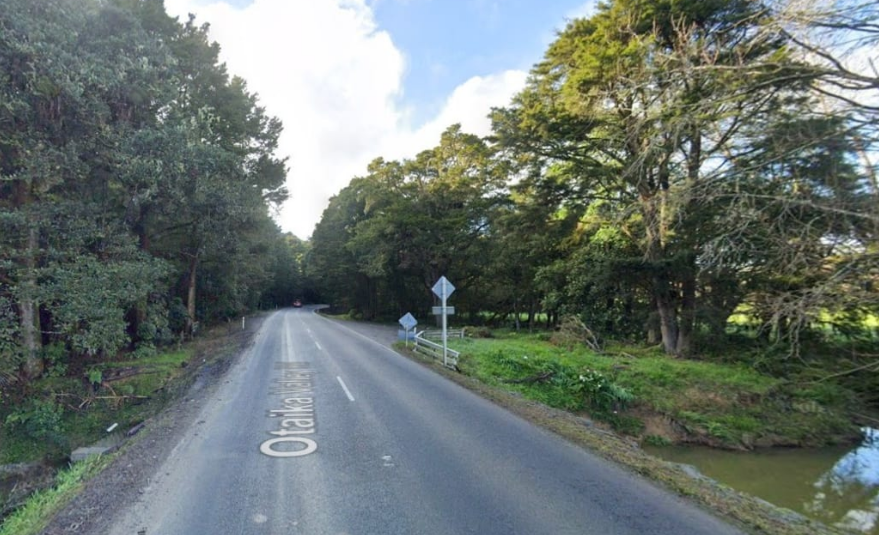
[398,312,417,331]
[431,276,455,300]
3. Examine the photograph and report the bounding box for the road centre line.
[315,341,323,351]
[336,376,355,402]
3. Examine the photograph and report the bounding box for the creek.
[646,428,879,534]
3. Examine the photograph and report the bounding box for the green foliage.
[450,332,858,446]
[40,344,68,378]
[39,255,169,357]
[0,0,293,386]
[0,297,23,372]
[4,398,65,446]
[85,368,102,386]
[643,434,671,447]
[462,343,633,415]
[0,454,110,535]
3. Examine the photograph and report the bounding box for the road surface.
[108,308,742,535]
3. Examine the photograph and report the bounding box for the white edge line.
[336,376,355,402]
[311,309,401,358]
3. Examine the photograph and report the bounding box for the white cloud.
[164,0,527,239]
[385,70,528,160]
[565,0,597,20]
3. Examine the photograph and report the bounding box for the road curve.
[108,308,743,535]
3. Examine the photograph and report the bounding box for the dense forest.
[0,0,306,388]
[307,0,878,394]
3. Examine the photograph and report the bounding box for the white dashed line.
[336,376,355,402]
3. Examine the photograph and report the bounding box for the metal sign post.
[431,276,455,367]
[398,312,417,347]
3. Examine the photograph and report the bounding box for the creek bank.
[647,428,879,535]
[443,333,862,451]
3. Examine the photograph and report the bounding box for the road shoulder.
[37,315,269,535]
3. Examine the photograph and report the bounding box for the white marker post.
[431,276,455,367]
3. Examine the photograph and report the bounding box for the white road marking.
[336,376,355,402]
[315,341,323,351]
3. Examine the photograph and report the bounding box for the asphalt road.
[108,308,743,535]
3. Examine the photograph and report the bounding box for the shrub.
[550,315,601,351]
[4,398,66,446]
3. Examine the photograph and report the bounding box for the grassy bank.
[1,318,259,534]
[1,349,193,464]
[0,455,110,535]
[445,331,859,449]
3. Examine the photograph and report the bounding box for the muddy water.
[646,428,879,534]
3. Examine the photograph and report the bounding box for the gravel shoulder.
[38,315,267,535]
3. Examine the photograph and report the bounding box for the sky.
[163,0,597,239]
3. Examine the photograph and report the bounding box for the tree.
[492,0,823,355]
[0,0,292,383]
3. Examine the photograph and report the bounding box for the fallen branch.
[91,395,150,400]
[811,360,879,383]
[852,412,879,427]
[103,369,162,382]
[503,371,555,384]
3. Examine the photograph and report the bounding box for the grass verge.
[0,455,111,535]
[445,332,858,449]
[395,335,853,535]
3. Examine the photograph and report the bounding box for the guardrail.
[413,330,459,368]
[420,328,465,340]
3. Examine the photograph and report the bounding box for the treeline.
[0,0,304,384]
[308,0,878,365]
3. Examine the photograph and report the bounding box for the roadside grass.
[0,454,111,535]
[447,332,858,448]
[397,340,841,535]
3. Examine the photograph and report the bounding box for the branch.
[502,371,555,384]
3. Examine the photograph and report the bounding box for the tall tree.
[492,0,819,355]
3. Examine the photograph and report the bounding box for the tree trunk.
[655,287,678,355]
[642,194,678,355]
[676,270,696,357]
[20,224,43,379]
[186,253,199,335]
[513,298,520,332]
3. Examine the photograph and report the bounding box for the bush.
[550,315,601,351]
[572,369,634,414]
[465,326,493,338]
[4,398,66,446]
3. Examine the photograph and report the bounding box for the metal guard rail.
[413,330,459,368]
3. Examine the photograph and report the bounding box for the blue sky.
[166,0,595,238]
[370,0,591,125]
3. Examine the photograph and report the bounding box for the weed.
[643,434,671,447]
[0,455,110,535]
